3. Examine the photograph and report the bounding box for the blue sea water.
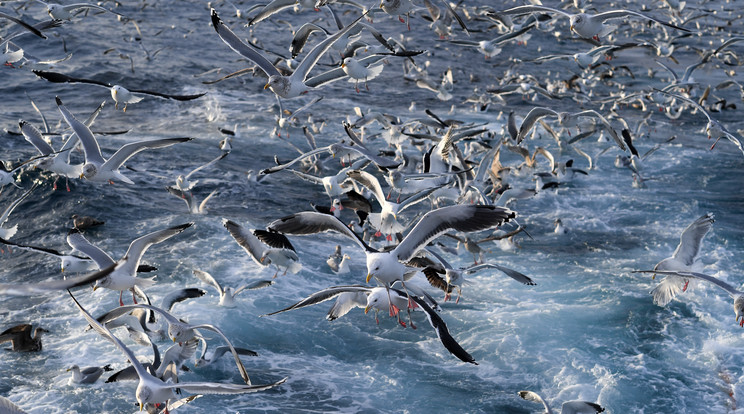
[1,0,744,412]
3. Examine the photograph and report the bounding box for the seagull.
[0,263,115,296]
[449,23,536,59]
[0,234,100,274]
[33,0,124,20]
[33,71,207,111]
[0,185,36,240]
[0,324,48,352]
[67,364,113,384]
[516,107,625,150]
[648,213,714,306]
[267,204,517,318]
[636,270,744,327]
[66,223,193,305]
[211,8,366,99]
[69,292,286,411]
[0,11,47,39]
[173,152,229,193]
[0,396,28,414]
[655,90,744,157]
[326,245,352,274]
[223,220,302,278]
[260,139,400,175]
[340,57,385,93]
[193,269,272,307]
[262,285,476,363]
[500,5,690,41]
[55,96,193,184]
[166,186,218,215]
[517,390,605,414]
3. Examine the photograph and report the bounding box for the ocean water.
[1,0,743,412]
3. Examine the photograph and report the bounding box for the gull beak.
[366,273,373,283]
[264,83,271,90]
[79,173,85,179]
[66,368,71,372]
[341,63,346,68]
[61,267,65,273]
[570,24,575,31]
[364,305,371,314]
[139,402,144,411]
[92,285,98,291]
[260,256,265,263]
[172,337,177,343]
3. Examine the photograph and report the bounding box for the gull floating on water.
[0,323,48,352]
[517,390,605,414]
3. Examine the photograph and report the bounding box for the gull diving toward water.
[517,390,605,414]
[33,71,207,111]
[55,97,193,184]
[262,285,476,364]
[499,5,690,41]
[268,204,516,319]
[0,324,48,352]
[211,8,367,99]
[648,213,714,306]
[635,270,744,327]
[69,292,287,411]
[66,223,193,305]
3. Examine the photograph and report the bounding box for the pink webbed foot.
[374,231,382,238]
[386,234,393,241]
[389,303,400,317]
[444,293,451,302]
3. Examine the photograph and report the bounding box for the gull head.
[47,4,71,20]
[365,252,402,284]
[364,288,388,313]
[735,296,744,327]
[265,75,289,97]
[168,323,188,343]
[569,14,585,32]
[81,163,97,180]
[93,276,111,290]
[136,384,152,411]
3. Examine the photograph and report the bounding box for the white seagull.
[223,219,302,277]
[66,223,193,305]
[55,97,192,184]
[193,269,272,307]
[517,390,605,414]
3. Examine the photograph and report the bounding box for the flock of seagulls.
[1,0,743,412]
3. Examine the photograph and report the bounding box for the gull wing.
[261,285,371,317]
[260,145,331,175]
[346,170,387,206]
[638,270,743,298]
[407,294,477,364]
[267,211,375,252]
[594,10,691,32]
[211,8,282,78]
[291,12,367,83]
[188,323,253,385]
[185,152,229,180]
[517,107,559,143]
[19,121,53,155]
[162,377,287,394]
[0,11,45,38]
[561,400,605,414]
[394,205,516,262]
[573,110,625,150]
[672,213,714,266]
[193,269,224,296]
[103,137,193,171]
[500,5,571,18]
[160,288,206,312]
[248,0,297,25]
[223,219,268,265]
[119,223,193,275]
[55,96,105,165]
[517,391,552,414]
[0,264,114,295]
[0,184,36,227]
[66,229,116,268]
[465,263,536,285]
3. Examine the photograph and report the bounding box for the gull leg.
[682,279,690,292]
[66,177,70,192]
[456,286,462,304]
[131,288,138,304]
[119,291,124,307]
[401,282,416,329]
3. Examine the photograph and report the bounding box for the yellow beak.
[79,173,85,179]
[264,83,271,90]
[92,285,98,291]
[366,273,373,283]
[364,305,371,314]
[341,63,346,68]
[172,337,177,343]
[139,402,143,411]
